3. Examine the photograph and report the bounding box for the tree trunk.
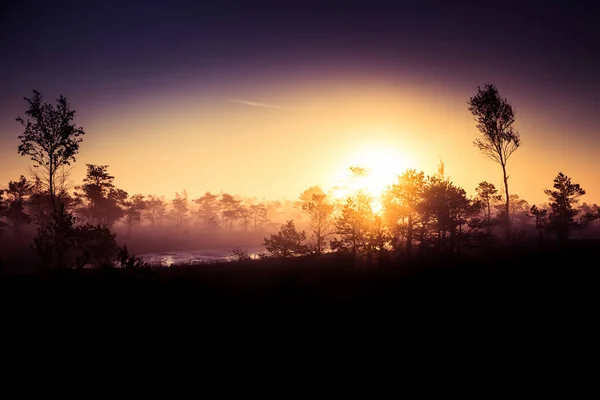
[406,214,413,256]
[502,162,510,237]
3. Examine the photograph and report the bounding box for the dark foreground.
[2,240,596,323]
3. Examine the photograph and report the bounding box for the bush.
[263,220,310,258]
[231,247,251,262]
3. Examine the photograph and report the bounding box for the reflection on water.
[139,247,265,267]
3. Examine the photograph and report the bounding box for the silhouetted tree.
[365,215,391,264]
[530,205,549,240]
[220,193,242,231]
[123,194,146,237]
[578,203,600,228]
[238,204,251,231]
[420,177,482,252]
[331,191,373,259]
[16,90,85,214]
[144,195,167,226]
[171,190,189,228]
[300,192,334,254]
[72,223,118,269]
[31,203,76,269]
[75,164,115,224]
[468,84,520,234]
[193,191,220,227]
[0,190,7,236]
[383,170,426,255]
[545,172,586,242]
[3,176,33,234]
[104,188,127,227]
[249,203,268,230]
[263,220,309,258]
[475,181,501,235]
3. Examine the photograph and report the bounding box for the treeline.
[0,166,296,238]
[260,165,600,263]
[1,86,599,270]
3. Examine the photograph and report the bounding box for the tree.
[71,223,119,269]
[297,186,325,207]
[544,172,586,242]
[475,181,501,235]
[193,192,220,227]
[145,195,167,226]
[16,90,85,213]
[0,190,7,236]
[300,192,334,254]
[75,164,115,224]
[382,170,426,255]
[365,215,391,264]
[330,191,373,259]
[263,220,310,258]
[31,203,76,269]
[105,188,128,227]
[530,205,549,240]
[122,194,146,237]
[238,204,251,231]
[419,177,482,253]
[468,84,520,234]
[171,190,189,228]
[249,203,268,230]
[220,193,242,231]
[3,176,33,234]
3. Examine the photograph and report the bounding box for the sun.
[328,144,414,213]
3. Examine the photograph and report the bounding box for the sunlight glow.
[328,143,415,213]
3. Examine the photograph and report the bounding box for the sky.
[1,0,599,205]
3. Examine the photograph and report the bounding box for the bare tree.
[468,84,520,234]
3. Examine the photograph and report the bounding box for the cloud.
[228,98,321,111]
[228,98,287,109]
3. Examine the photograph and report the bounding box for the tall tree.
[468,84,520,233]
[544,172,586,242]
[301,192,334,254]
[16,90,85,213]
[475,181,501,235]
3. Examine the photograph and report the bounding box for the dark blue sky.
[1,0,599,140]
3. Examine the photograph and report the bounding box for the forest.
[1,84,599,275]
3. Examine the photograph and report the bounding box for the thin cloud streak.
[228,98,322,110]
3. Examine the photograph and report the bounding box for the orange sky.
[1,78,598,207]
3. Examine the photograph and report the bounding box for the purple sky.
[1,0,599,202]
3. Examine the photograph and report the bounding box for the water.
[138,247,266,267]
